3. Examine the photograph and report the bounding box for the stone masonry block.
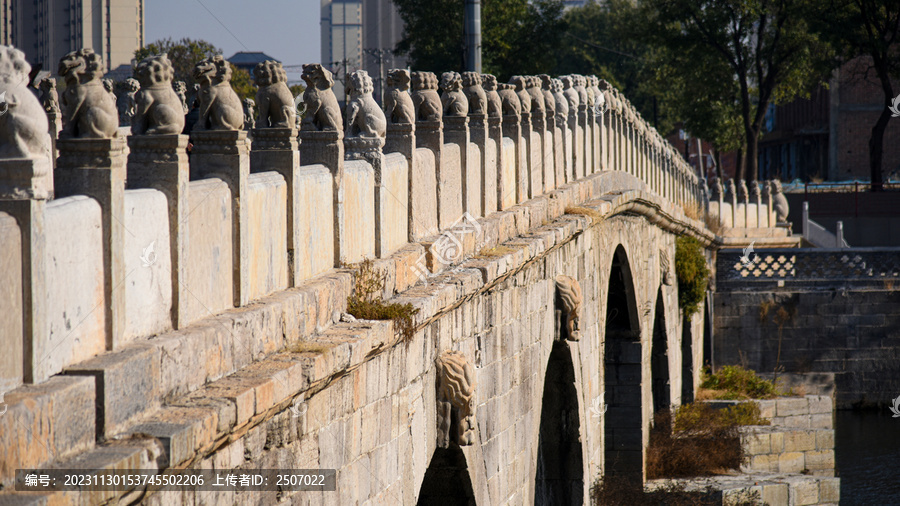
[793,479,819,506]
[783,430,816,453]
[816,429,835,450]
[64,343,161,440]
[0,376,96,487]
[804,450,835,471]
[819,477,840,503]
[777,451,806,473]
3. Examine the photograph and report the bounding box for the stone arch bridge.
[0,50,794,504]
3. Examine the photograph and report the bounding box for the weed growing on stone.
[675,236,709,321]
[591,478,735,506]
[476,245,516,258]
[699,365,783,400]
[346,259,420,342]
[565,206,603,225]
[674,402,769,431]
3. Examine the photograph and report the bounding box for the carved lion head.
[301,63,334,90]
[347,70,374,97]
[253,60,286,87]
[135,54,175,88]
[193,55,232,86]
[510,75,527,91]
[58,48,104,85]
[386,69,410,90]
[480,74,497,91]
[461,71,481,88]
[439,71,462,92]
[0,45,32,85]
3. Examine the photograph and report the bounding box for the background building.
[320,0,408,105]
[0,0,144,74]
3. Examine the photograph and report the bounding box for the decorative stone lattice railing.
[718,247,900,287]
[0,44,771,396]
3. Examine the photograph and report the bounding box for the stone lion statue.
[131,54,185,135]
[439,71,468,118]
[461,71,486,116]
[345,70,385,139]
[574,74,589,108]
[411,71,441,122]
[192,55,243,131]
[384,69,414,125]
[552,78,569,118]
[300,63,342,131]
[481,74,502,118]
[497,83,521,117]
[526,76,544,114]
[38,77,60,114]
[58,48,118,138]
[118,77,139,126]
[173,81,189,114]
[242,98,256,130]
[770,179,789,222]
[561,75,579,111]
[539,75,555,117]
[253,60,295,128]
[0,45,52,159]
[436,351,477,447]
[509,76,531,113]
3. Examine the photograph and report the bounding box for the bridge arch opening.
[603,246,643,481]
[651,288,670,414]
[534,340,584,505]
[417,445,477,506]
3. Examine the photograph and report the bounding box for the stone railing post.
[127,134,191,327]
[191,130,251,306]
[250,127,300,284]
[468,113,490,215]
[384,118,418,239]
[0,120,54,384]
[487,115,507,210]
[443,114,470,221]
[531,106,547,194]
[55,136,127,349]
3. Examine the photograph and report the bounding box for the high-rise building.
[320,0,408,104]
[0,0,144,74]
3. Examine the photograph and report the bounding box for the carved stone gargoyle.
[555,275,583,341]
[436,350,477,448]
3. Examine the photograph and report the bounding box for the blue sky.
[145,0,322,68]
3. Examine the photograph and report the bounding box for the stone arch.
[603,245,643,481]
[651,287,670,414]
[534,339,585,505]
[417,444,478,506]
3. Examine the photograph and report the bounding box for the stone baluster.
[384,69,425,240]
[591,76,604,172]
[188,55,252,305]
[574,75,589,178]
[527,76,548,192]
[126,55,190,327]
[441,71,470,223]
[463,72,492,216]
[551,78,570,185]
[562,76,580,181]
[540,75,557,191]
[483,75,508,211]
[53,49,125,350]
[300,64,345,266]
[249,60,302,285]
[0,45,54,383]
[345,70,392,259]
[511,76,536,199]
[412,72,448,226]
[498,83,525,203]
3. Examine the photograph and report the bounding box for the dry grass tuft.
[565,206,603,225]
[346,259,420,342]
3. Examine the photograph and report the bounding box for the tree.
[635,0,831,182]
[393,0,565,80]
[815,0,900,190]
[134,37,256,101]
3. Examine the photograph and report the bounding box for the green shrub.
[674,236,709,320]
[346,259,420,342]
[674,402,769,433]
[700,365,781,400]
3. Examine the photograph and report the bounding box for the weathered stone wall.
[184,178,234,323]
[712,288,900,408]
[0,211,23,394]
[713,248,900,408]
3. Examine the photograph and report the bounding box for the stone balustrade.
[1,45,757,396]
